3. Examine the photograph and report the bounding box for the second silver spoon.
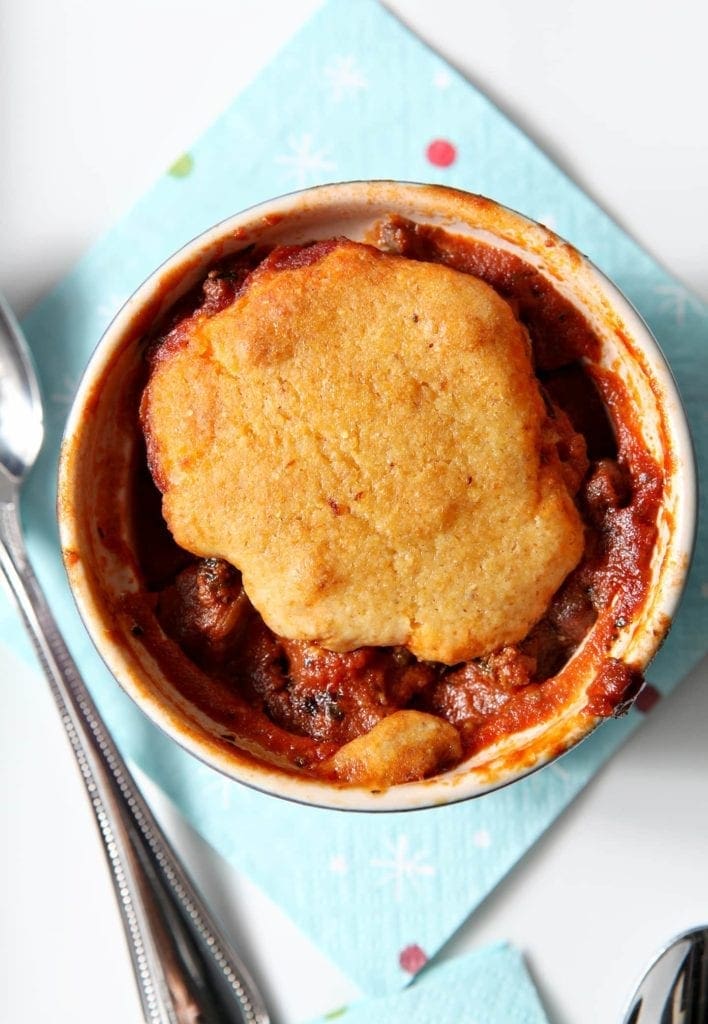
[622,926,708,1023]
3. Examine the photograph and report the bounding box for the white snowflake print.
[654,283,705,326]
[50,372,77,409]
[432,68,452,90]
[329,853,348,875]
[275,134,336,190]
[472,828,492,849]
[370,835,435,902]
[323,55,368,101]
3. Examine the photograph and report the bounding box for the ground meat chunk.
[544,400,589,496]
[201,271,241,316]
[156,558,250,664]
[519,619,569,681]
[424,647,535,744]
[547,573,598,645]
[200,260,254,316]
[542,364,617,459]
[270,641,390,743]
[583,458,631,526]
[516,535,599,680]
[263,640,437,745]
[230,633,393,745]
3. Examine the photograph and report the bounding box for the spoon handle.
[0,490,270,1024]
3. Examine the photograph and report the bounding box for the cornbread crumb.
[326,710,463,786]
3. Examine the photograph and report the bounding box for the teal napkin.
[2,0,706,999]
[304,944,550,1024]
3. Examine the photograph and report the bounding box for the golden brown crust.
[142,240,584,663]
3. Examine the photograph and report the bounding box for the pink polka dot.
[399,943,428,974]
[426,139,457,167]
[635,683,661,713]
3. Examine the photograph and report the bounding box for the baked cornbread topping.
[142,239,583,664]
[126,217,662,788]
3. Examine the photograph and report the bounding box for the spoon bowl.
[623,926,708,1023]
[0,294,43,484]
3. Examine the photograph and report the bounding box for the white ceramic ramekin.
[57,182,696,811]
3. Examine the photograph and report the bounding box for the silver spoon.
[0,292,271,1024]
[622,926,708,1023]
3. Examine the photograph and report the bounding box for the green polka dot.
[168,153,194,178]
[324,1008,348,1020]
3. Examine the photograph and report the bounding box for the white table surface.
[1,3,706,1022]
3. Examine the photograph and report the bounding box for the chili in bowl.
[57,182,696,811]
